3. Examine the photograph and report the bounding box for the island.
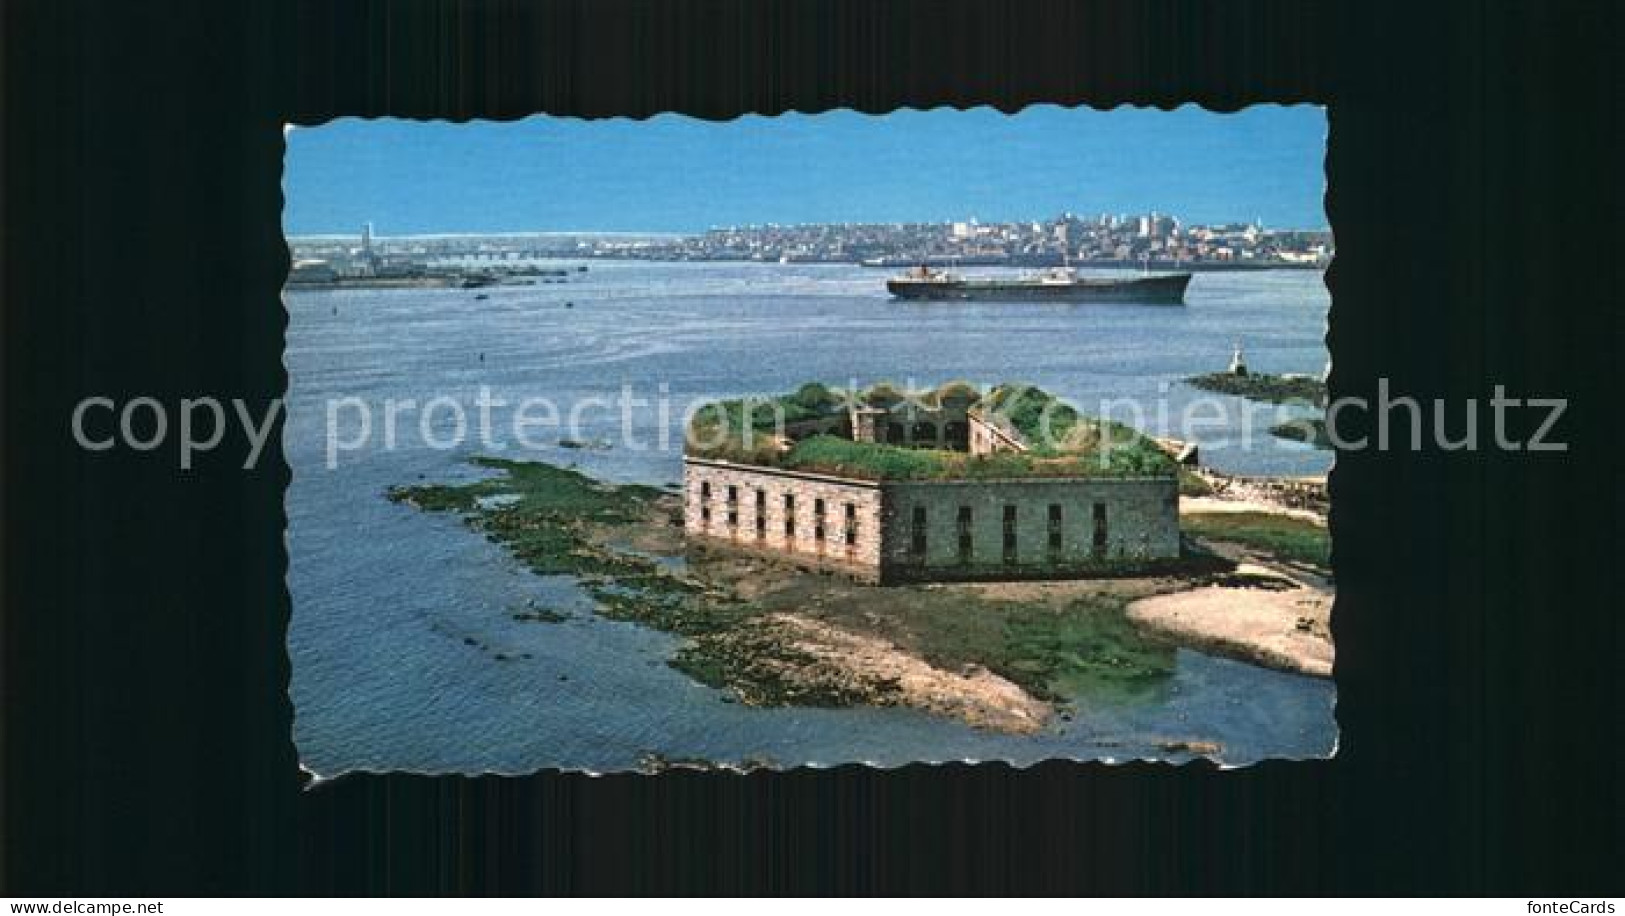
[1185,345,1332,450]
[1185,370,1326,405]
[389,381,1333,737]
[1269,417,1333,449]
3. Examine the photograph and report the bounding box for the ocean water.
[284,261,1337,776]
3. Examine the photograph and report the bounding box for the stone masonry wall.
[684,459,1179,584]
[878,476,1180,581]
[683,458,885,579]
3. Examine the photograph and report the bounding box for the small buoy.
[565,301,574,309]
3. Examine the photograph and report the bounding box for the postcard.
[282,105,1335,776]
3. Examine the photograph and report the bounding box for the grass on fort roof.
[687,381,1177,480]
[779,435,1173,480]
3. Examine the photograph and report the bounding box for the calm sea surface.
[285,261,1336,775]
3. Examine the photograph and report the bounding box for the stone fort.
[683,382,1181,584]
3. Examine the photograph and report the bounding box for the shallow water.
[285,261,1336,775]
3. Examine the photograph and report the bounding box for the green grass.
[388,456,664,578]
[774,434,1174,480]
[1178,467,1214,497]
[926,596,1174,701]
[980,382,1083,448]
[1182,511,1331,572]
[780,435,954,478]
[784,586,1178,704]
[688,385,846,437]
[1001,599,1177,701]
[686,379,1177,480]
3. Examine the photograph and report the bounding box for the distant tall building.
[361,221,374,255]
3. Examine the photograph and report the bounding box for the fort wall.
[683,458,1179,584]
[879,476,1180,582]
[683,458,885,581]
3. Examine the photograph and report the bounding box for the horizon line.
[287,221,1334,241]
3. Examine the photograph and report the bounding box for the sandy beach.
[1126,566,1333,677]
[1131,491,1334,677]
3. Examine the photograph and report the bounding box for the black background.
[3,0,1621,896]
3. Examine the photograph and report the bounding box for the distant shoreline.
[576,253,1323,271]
[283,258,1320,291]
[285,276,463,290]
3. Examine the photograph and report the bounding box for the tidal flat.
[388,456,1282,734]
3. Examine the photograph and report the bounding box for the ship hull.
[887,272,1191,304]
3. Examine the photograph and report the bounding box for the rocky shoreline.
[1185,371,1326,405]
[1186,468,1330,518]
[1270,417,1332,449]
[389,457,1334,733]
[390,458,1251,732]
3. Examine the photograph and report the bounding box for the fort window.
[1048,504,1064,556]
[885,422,906,445]
[726,485,739,527]
[1002,505,1018,563]
[1092,502,1108,557]
[784,494,796,538]
[957,506,974,561]
[755,489,767,537]
[910,420,938,445]
[844,503,857,546]
[814,498,826,541]
[910,506,928,558]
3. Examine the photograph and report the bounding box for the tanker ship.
[886,265,1191,304]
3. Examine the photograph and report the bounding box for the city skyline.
[284,105,1328,235]
[285,208,1300,241]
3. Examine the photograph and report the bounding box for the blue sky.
[284,105,1326,235]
